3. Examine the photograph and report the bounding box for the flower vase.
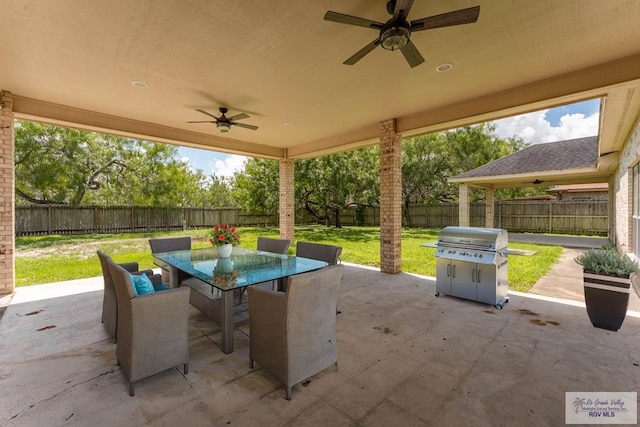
[217,243,233,258]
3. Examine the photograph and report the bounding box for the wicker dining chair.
[107,256,190,396]
[248,237,292,294]
[295,241,342,265]
[248,264,343,400]
[149,236,192,284]
[97,250,163,343]
[257,237,291,254]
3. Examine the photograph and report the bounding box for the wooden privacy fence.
[340,200,608,236]
[15,200,608,236]
[15,206,277,236]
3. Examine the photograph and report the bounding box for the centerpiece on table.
[208,224,240,258]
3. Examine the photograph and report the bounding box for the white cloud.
[211,155,247,177]
[180,156,196,172]
[491,109,599,144]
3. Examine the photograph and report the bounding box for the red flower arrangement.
[207,224,241,247]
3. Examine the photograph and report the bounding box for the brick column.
[279,159,295,243]
[485,188,495,228]
[459,184,470,227]
[379,119,402,273]
[0,91,14,295]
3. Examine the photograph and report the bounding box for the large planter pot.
[583,272,631,331]
[217,243,233,258]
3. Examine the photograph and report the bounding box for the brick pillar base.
[379,119,402,273]
[279,159,294,243]
[0,90,15,295]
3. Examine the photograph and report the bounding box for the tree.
[295,147,379,227]
[200,175,237,208]
[14,120,213,207]
[232,148,379,227]
[401,124,534,224]
[232,158,280,213]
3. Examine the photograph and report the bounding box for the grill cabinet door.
[436,258,452,295]
[450,260,477,301]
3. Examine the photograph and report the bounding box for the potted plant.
[575,247,639,331]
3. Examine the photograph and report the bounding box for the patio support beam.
[0,90,15,295]
[459,184,470,227]
[485,188,495,228]
[379,119,402,274]
[279,158,295,243]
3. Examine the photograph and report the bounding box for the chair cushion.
[129,273,155,295]
[153,283,171,292]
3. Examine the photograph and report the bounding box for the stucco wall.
[613,118,640,254]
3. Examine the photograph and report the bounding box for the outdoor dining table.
[152,246,328,354]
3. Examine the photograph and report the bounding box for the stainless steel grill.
[435,226,509,308]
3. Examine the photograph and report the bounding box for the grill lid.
[437,226,508,251]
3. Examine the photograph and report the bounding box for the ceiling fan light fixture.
[217,122,231,132]
[381,26,410,51]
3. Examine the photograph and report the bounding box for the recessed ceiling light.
[283,123,294,128]
[131,80,148,88]
[435,63,453,73]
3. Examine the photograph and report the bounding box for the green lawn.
[16,226,562,292]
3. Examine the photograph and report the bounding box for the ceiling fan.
[324,0,480,68]
[187,108,258,133]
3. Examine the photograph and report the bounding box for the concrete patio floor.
[1,263,640,426]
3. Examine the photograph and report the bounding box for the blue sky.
[178,98,601,177]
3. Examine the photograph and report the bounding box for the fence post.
[47,206,52,235]
[548,202,553,234]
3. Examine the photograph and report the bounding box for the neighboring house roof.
[448,136,612,189]
[453,136,598,179]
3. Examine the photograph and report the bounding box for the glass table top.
[152,246,328,291]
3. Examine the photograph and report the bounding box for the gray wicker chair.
[295,241,342,265]
[107,256,190,396]
[97,250,163,343]
[248,264,343,400]
[257,237,291,254]
[294,242,343,313]
[149,236,192,284]
[249,237,292,294]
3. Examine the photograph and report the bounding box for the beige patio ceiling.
[2,1,640,160]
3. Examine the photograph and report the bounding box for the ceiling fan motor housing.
[380,23,410,50]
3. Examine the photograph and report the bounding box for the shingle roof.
[452,136,598,179]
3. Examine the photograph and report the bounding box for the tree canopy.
[14,121,221,207]
[402,123,529,205]
[14,121,545,222]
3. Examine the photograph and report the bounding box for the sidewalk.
[513,234,640,312]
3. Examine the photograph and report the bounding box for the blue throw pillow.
[129,273,155,295]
